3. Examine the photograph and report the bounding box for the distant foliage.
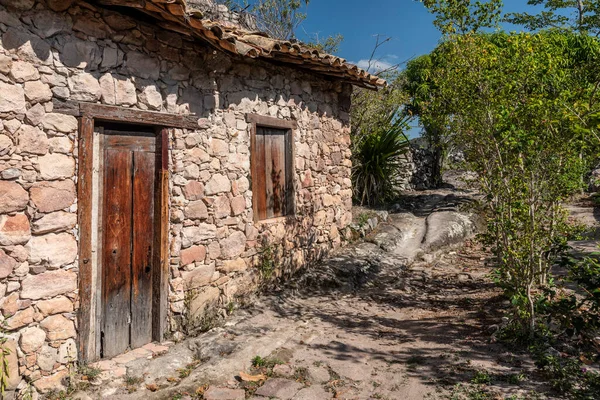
[305,33,344,54]
[221,0,309,39]
[352,72,407,144]
[223,0,343,54]
[505,0,600,35]
[250,0,309,40]
[420,0,504,34]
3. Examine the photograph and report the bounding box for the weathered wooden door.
[100,126,157,358]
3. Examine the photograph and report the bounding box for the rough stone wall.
[395,144,436,191]
[0,0,352,394]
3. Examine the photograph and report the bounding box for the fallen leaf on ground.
[239,371,267,382]
[196,384,209,395]
[146,383,159,392]
[580,354,593,365]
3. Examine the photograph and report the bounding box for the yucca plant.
[352,112,410,206]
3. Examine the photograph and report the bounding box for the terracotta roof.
[95,0,386,89]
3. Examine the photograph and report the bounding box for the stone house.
[0,0,384,394]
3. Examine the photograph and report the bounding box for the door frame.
[75,103,197,362]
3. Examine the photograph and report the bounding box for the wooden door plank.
[254,130,267,220]
[284,130,295,215]
[131,150,155,348]
[153,128,169,341]
[78,102,199,129]
[102,149,133,359]
[104,134,156,152]
[264,132,274,219]
[270,133,286,217]
[95,127,105,360]
[77,116,94,362]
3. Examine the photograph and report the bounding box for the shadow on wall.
[254,201,339,289]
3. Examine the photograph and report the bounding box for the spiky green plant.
[352,112,410,206]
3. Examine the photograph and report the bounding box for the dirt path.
[78,190,562,400]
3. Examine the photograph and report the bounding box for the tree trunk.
[431,145,444,188]
[423,123,445,188]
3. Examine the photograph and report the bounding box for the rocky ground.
[66,188,599,400]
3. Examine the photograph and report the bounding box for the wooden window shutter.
[253,126,292,220]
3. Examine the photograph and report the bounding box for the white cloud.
[354,58,397,73]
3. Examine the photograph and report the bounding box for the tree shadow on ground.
[261,242,553,397]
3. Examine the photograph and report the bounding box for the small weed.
[198,305,222,333]
[251,355,284,370]
[327,366,340,381]
[125,375,143,385]
[18,382,35,400]
[531,348,600,398]
[177,360,201,379]
[124,375,144,393]
[471,370,491,385]
[226,301,236,315]
[294,366,309,384]
[450,383,493,400]
[357,212,371,227]
[178,368,191,379]
[257,237,277,283]
[181,288,222,335]
[78,364,102,380]
[252,355,267,368]
[46,391,69,400]
[501,372,526,385]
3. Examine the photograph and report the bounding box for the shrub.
[421,31,599,334]
[351,112,410,206]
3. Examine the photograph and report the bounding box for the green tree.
[423,31,600,334]
[412,0,504,186]
[403,54,450,187]
[505,0,600,35]
[420,0,504,34]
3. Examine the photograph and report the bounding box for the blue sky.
[288,0,559,137]
[295,0,553,71]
